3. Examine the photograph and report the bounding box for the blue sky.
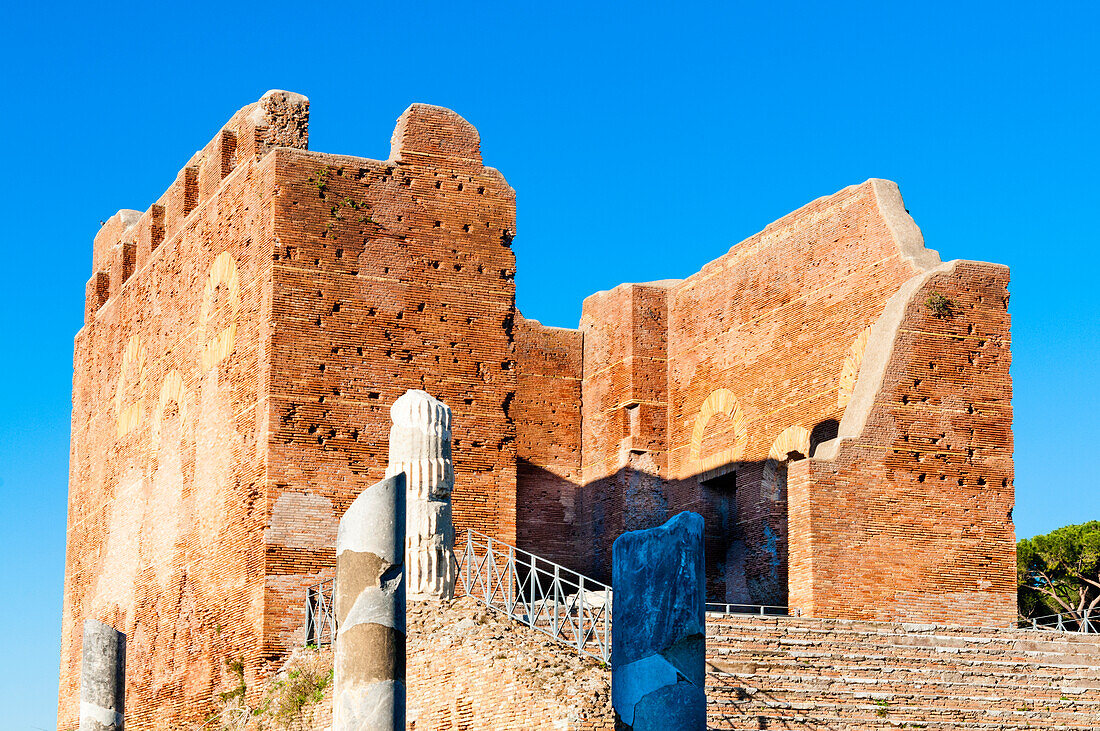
[1,1,1097,728]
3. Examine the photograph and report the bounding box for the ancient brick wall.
[61,91,1018,730]
[654,180,946,606]
[259,107,520,654]
[515,316,584,568]
[787,260,1015,625]
[577,282,672,580]
[59,91,309,730]
[405,599,613,730]
[60,95,521,729]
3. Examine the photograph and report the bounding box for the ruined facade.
[60,91,1015,729]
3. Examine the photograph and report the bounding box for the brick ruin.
[59,91,1015,729]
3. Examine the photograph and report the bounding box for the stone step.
[706,707,1099,731]
[706,666,1100,700]
[705,690,1100,729]
[706,657,1100,690]
[704,655,1100,685]
[706,626,1100,659]
[708,644,1100,672]
[706,673,1100,706]
[706,642,1100,674]
[706,634,1100,660]
[705,614,1092,639]
[706,616,1100,652]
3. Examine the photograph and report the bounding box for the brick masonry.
[60,92,1015,728]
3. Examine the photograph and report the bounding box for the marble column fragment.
[80,619,126,731]
[334,473,406,731]
[385,389,457,600]
[612,511,706,731]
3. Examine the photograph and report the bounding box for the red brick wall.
[578,283,672,580]
[515,316,584,568]
[60,91,309,731]
[60,92,1017,730]
[788,260,1016,624]
[660,180,939,605]
[260,106,520,654]
[60,96,522,729]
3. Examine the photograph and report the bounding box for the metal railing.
[303,533,800,655]
[1020,611,1100,634]
[706,603,800,617]
[305,579,336,646]
[456,529,612,663]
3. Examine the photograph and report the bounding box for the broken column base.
[611,511,706,731]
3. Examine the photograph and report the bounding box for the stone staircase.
[705,613,1100,730]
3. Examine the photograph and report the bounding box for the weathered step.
[703,614,1100,730]
[706,675,1100,713]
[706,647,1100,683]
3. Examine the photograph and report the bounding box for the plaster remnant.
[266,492,336,550]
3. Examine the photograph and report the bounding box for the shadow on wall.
[517,416,841,611]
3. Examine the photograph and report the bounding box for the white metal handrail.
[304,532,802,654]
[456,529,613,663]
[1021,610,1100,634]
[305,579,336,646]
[706,603,800,617]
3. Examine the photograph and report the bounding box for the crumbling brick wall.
[260,108,520,654]
[662,180,947,606]
[61,91,1017,731]
[60,91,310,730]
[787,260,1015,624]
[60,94,521,730]
[405,598,613,730]
[515,316,584,568]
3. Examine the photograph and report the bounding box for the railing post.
[604,594,611,663]
[463,529,472,596]
[529,552,537,626]
[577,576,586,653]
[305,586,315,646]
[507,545,514,617]
[553,564,560,640]
[486,536,494,605]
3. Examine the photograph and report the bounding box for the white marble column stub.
[80,619,126,731]
[385,389,457,601]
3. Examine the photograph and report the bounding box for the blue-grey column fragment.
[334,473,406,731]
[80,619,126,731]
[612,511,706,730]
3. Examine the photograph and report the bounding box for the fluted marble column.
[385,389,457,601]
[333,473,406,731]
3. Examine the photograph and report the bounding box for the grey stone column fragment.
[334,473,406,731]
[79,619,125,731]
[385,389,456,600]
[612,511,706,730]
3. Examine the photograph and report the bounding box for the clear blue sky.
[1,2,1097,728]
